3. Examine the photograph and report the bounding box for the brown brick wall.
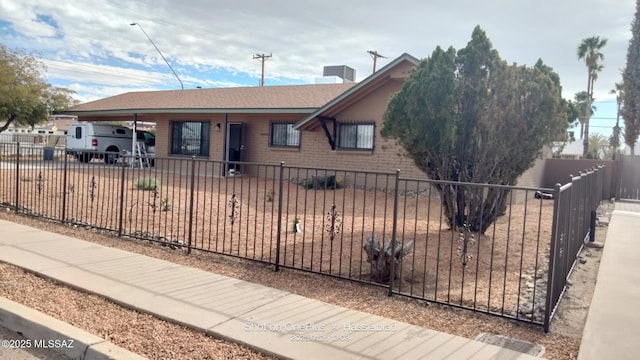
[151,79,424,179]
[150,71,545,190]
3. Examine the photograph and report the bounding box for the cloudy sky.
[0,0,635,136]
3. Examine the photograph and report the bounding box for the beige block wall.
[516,146,553,189]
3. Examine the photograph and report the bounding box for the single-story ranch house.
[63,53,546,187]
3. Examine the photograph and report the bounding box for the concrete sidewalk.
[0,219,540,360]
[578,202,640,360]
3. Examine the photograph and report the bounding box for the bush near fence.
[0,143,605,331]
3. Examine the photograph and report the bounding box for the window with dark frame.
[170,121,211,157]
[337,123,375,150]
[270,122,300,147]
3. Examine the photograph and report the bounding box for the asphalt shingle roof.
[69,83,356,112]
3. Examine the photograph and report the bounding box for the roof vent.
[322,65,355,83]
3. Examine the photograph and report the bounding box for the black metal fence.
[0,143,605,331]
[544,166,605,330]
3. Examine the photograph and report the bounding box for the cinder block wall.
[543,158,617,199]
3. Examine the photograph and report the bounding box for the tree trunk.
[583,74,592,158]
[439,184,510,234]
[0,114,17,133]
[363,235,414,283]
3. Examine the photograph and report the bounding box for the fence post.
[544,183,562,332]
[578,172,586,242]
[589,167,601,243]
[274,161,285,271]
[14,142,20,211]
[187,156,196,255]
[61,151,68,223]
[388,169,401,297]
[117,154,126,236]
[615,156,622,201]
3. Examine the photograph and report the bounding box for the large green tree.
[577,36,608,157]
[0,44,77,133]
[623,0,640,155]
[382,26,566,234]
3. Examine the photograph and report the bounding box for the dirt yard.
[0,160,554,321]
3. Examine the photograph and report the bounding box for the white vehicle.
[66,123,155,163]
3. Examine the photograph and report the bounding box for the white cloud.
[0,0,635,104]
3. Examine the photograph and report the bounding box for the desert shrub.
[134,177,159,190]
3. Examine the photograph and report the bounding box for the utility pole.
[253,53,272,86]
[367,50,386,73]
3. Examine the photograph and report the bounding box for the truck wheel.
[76,153,93,163]
[104,147,119,164]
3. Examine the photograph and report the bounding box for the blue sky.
[0,0,634,139]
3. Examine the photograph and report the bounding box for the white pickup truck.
[66,123,155,163]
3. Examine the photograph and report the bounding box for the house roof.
[62,83,356,122]
[293,53,420,131]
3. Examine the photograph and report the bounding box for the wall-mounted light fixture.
[215,123,221,132]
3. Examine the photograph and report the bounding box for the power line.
[38,57,163,85]
[130,22,184,89]
[589,125,624,129]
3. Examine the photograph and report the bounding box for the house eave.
[60,108,319,117]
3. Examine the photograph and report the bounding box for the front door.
[226,123,244,173]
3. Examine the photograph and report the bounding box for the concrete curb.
[0,296,146,360]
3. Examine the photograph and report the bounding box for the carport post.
[221,113,228,176]
[131,113,138,165]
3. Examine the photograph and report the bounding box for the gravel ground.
[0,262,274,360]
[0,210,581,360]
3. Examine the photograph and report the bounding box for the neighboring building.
[63,53,549,185]
[553,140,583,159]
[553,131,635,159]
[0,115,76,145]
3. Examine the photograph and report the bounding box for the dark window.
[270,123,300,147]
[171,121,210,156]
[75,127,82,139]
[116,129,126,134]
[137,131,155,146]
[337,123,374,150]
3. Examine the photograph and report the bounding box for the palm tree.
[587,133,609,159]
[578,36,608,157]
[574,91,597,138]
[609,81,624,152]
